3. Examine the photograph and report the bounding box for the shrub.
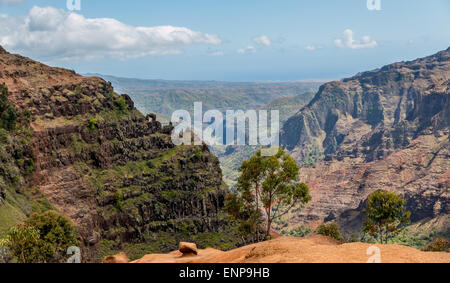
[74,86,84,96]
[282,225,312,237]
[115,96,128,114]
[0,128,8,144]
[0,83,18,131]
[24,210,79,263]
[87,117,98,130]
[23,158,35,176]
[0,211,80,263]
[316,222,343,241]
[424,238,450,252]
[0,223,40,263]
[115,191,123,211]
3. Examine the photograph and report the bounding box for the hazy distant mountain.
[89,74,322,188]
[260,92,315,123]
[89,73,322,121]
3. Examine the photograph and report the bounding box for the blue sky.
[0,0,449,81]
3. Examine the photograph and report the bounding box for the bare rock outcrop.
[179,242,198,255]
[281,48,450,234]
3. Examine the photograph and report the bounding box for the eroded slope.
[281,48,449,235]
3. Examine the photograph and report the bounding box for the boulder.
[179,242,198,255]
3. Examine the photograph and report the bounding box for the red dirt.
[132,236,450,263]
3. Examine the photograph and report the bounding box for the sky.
[0,0,449,81]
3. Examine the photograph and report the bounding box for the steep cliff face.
[0,46,236,261]
[281,48,449,234]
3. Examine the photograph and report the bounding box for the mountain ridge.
[0,45,239,261]
[280,48,449,237]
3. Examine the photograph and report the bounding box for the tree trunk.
[254,182,260,241]
[266,210,271,239]
[385,226,389,244]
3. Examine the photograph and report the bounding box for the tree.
[0,223,40,263]
[25,210,79,263]
[226,147,311,239]
[225,193,263,243]
[362,190,410,244]
[228,149,266,241]
[0,211,79,263]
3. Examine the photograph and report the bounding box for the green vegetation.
[423,238,449,252]
[300,144,324,166]
[0,223,39,263]
[87,117,98,130]
[212,145,257,188]
[97,213,241,261]
[260,92,315,123]
[316,222,343,242]
[74,86,84,96]
[71,143,241,260]
[0,84,39,238]
[25,211,79,262]
[226,147,311,240]
[280,225,312,237]
[99,75,320,120]
[0,83,18,131]
[114,96,128,115]
[362,190,410,244]
[0,211,79,263]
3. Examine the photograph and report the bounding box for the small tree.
[0,223,40,263]
[226,147,311,239]
[26,210,79,263]
[225,193,263,243]
[362,190,410,244]
[0,211,79,263]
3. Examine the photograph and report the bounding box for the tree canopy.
[0,210,79,263]
[226,147,311,240]
[362,190,410,244]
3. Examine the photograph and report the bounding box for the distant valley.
[92,74,321,186]
[90,48,450,243]
[91,74,321,123]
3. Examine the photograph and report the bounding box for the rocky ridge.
[281,48,450,235]
[0,46,237,261]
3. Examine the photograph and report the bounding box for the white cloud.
[237,45,256,54]
[253,35,271,47]
[304,45,322,51]
[0,6,222,61]
[334,29,377,49]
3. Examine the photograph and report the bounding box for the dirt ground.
[131,235,450,263]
